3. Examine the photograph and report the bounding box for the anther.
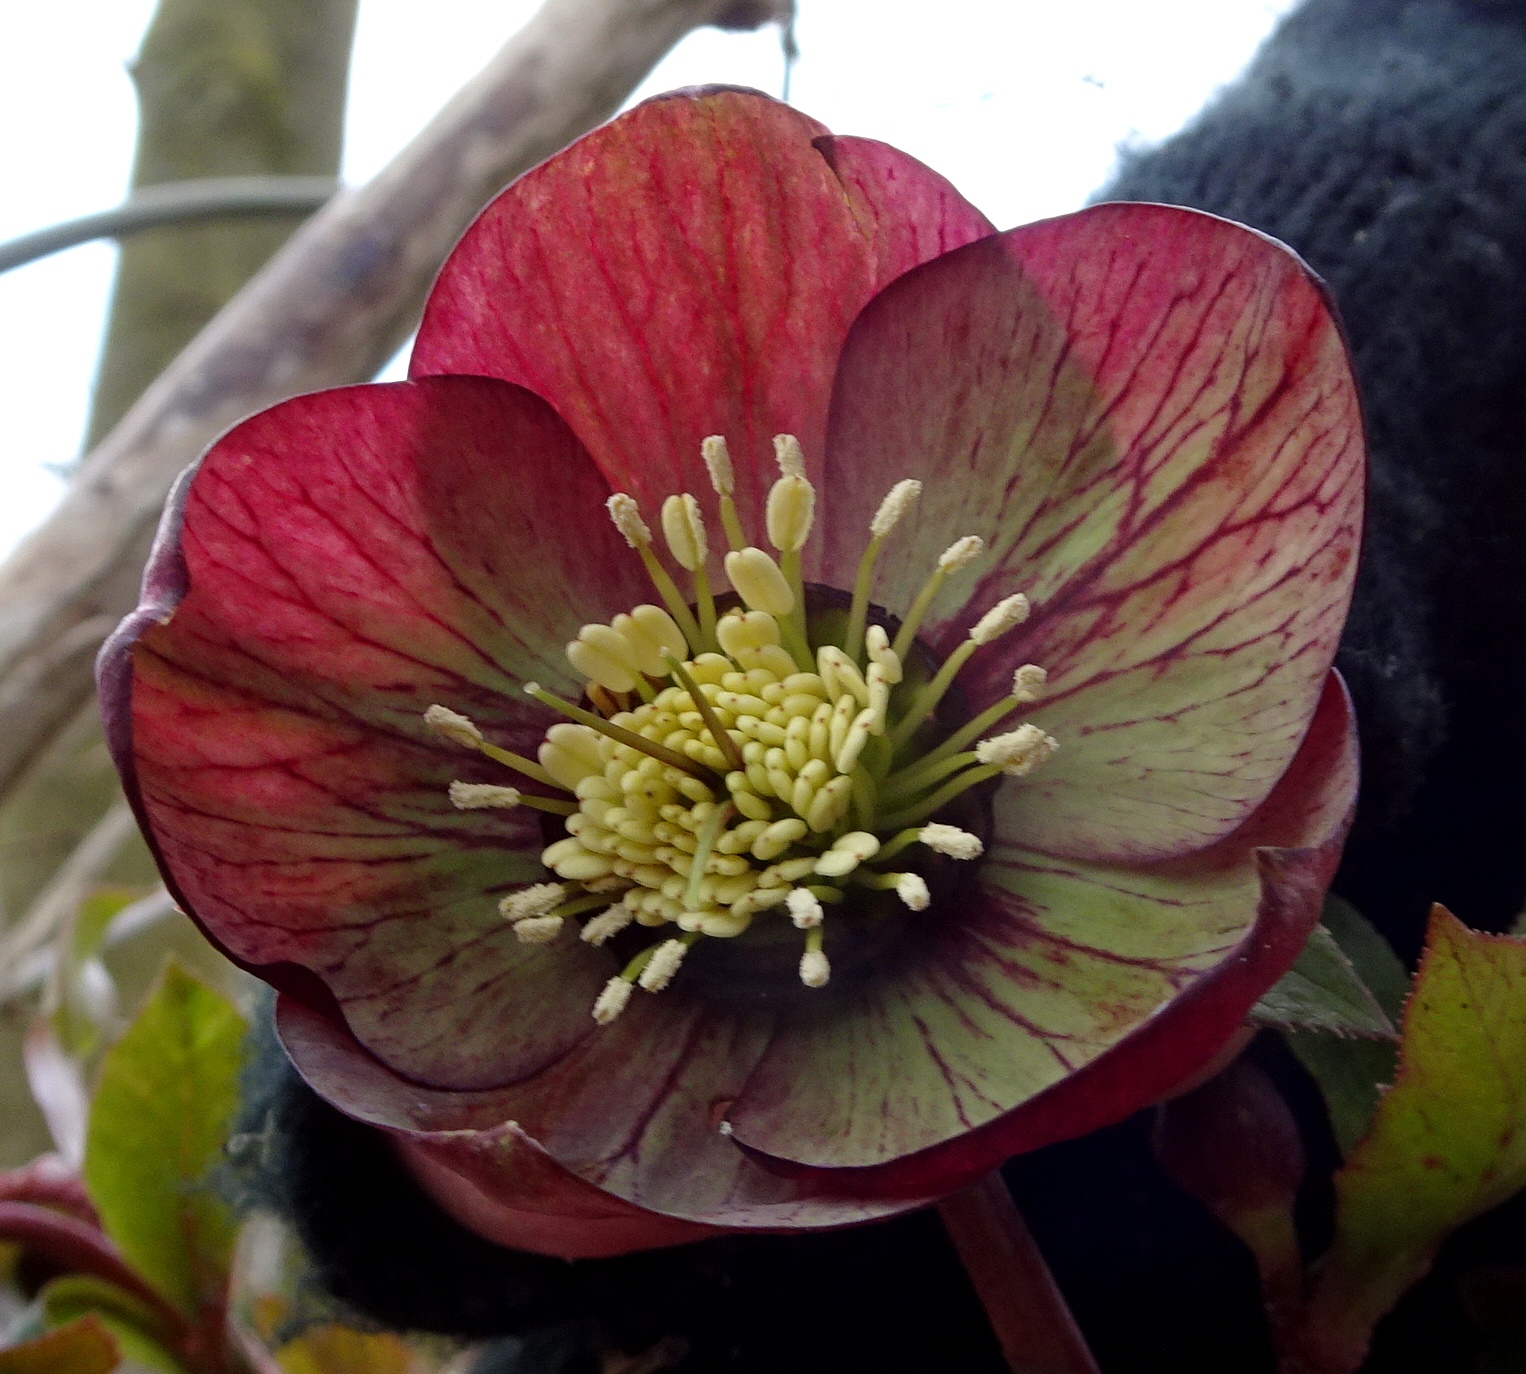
[425,704,482,750]
[975,723,1059,776]
[1012,664,1048,702]
[592,976,633,1024]
[787,888,823,928]
[774,434,807,480]
[896,873,931,911]
[799,945,831,988]
[870,479,922,539]
[970,593,1031,645]
[661,494,708,571]
[580,906,636,946]
[638,938,690,992]
[865,624,903,684]
[498,883,564,923]
[891,534,986,660]
[702,435,735,496]
[766,475,815,553]
[726,547,794,616]
[449,781,521,809]
[606,493,652,548]
[919,823,984,860]
[939,535,985,572]
[567,624,641,694]
[514,915,564,944]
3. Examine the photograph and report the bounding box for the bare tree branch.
[0,0,789,805]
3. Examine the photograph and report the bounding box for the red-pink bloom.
[100,89,1362,1260]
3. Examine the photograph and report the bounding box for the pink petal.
[724,671,1357,1185]
[101,377,651,1089]
[409,89,992,548]
[276,993,928,1253]
[822,203,1362,861]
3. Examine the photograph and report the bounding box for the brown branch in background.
[0,0,791,808]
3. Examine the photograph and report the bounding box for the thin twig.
[0,0,793,808]
[0,177,339,276]
[937,1171,1101,1374]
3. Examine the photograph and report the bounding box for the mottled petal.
[410,89,992,542]
[276,992,926,1249]
[725,671,1356,1180]
[100,377,651,1088]
[823,204,1362,861]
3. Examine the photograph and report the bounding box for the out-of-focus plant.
[0,962,456,1374]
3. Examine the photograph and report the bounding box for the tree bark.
[0,0,789,809]
[86,0,358,447]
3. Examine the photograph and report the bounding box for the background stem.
[937,1171,1101,1374]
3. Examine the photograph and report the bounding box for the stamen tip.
[773,433,807,480]
[592,976,633,1024]
[919,822,983,860]
[607,492,651,547]
[975,722,1060,776]
[449,781,521,810]
[424,704,483,749]
[787,887,824,928]
[938,535,986,573]
[701,435,735,496]
[870,479,922,538]
[895,873,931,911]
[970,592,1030,645]
[1012,663,1048,702]
[800,947,831,988]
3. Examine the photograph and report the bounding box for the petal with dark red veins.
[410,89,992,548]
[822,204,1362,862]
[101,377,652,1089]
[276,991,928,1252]
[725,671,1357,1180]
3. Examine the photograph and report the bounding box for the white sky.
[0,0,1295,560]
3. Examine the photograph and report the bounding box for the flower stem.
[937,1172,1100,1374]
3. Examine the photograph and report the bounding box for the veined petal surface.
[410,88,992,542]
[725,672,1357,1178]
[822,204,1362,862]
[102,377,649,1089]
[276,989,925,1251]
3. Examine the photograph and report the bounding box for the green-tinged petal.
[724,672,1356,1176]
[277,987,926,1253]
[822,203,1361,862]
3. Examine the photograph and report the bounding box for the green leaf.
[82,960,246,1321]
[0,1315,119,1374]
[275,1325,417,1374]
[1252,899,1398,1038]
[1275,897,1410,1154]
[1285,1032,1398,1157]
[1293,909,1526,1373]
[41,1275,189,1374]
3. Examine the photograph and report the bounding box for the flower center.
[425,435,1057,1024]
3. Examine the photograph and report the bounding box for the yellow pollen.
[430,436,1064,1024]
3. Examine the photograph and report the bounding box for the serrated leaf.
[41,1275,189,1374]
[1276,898,1409,1154]
[82,960,245,1321]
[1293,908,1526,1373]
[1252,901,1396,1038]
[0,1315,119,1374]
[275,1325,416,1374]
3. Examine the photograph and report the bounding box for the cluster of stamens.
[425,434,1057,1023]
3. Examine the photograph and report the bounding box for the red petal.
[410,90,992,545]
[276,983,928,1249]
[821,203,1362,861]
[724,671,1357,1188]
[101,377,650,1089]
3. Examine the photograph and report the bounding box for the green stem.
[638,544,704,652]
[523,684,717,786]
[876,763,1001,832]
[843,534,884,663]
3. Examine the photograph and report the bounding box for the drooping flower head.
[100,89,1362,1259]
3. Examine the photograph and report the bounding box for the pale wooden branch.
[0,0,789,805]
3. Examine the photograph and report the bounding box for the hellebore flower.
[100,89,1362,1260]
